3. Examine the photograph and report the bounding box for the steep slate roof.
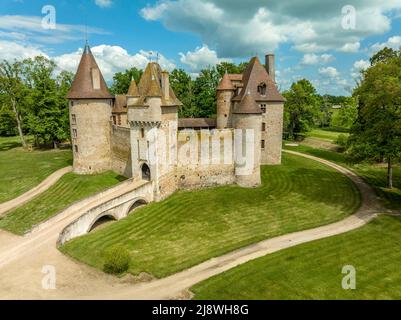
[134,62,182,107]
[127,78,140,96]
[233,92,262,114]
[113,94,127,114]
[217,72,235,91]
[67,44,113,99]
[178,118,217,128]
[232,57,285,103]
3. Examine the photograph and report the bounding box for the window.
[260,104,267,113]
[72,128,77,138]
[262,123,266,132]
[112,116,116,125]
[70,101,74,107]
[74,145,78,153]
[118,115,121,126]
[261,140,265,149]
[141,128,145,138]
[71,114,76,125]
[257,83,267,96]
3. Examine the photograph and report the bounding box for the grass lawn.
[285,144,401,210]
[0,171,125,235]
[191,215,401,300]
[0,136,72,203]
[60,153,361,278]
[306,128,349,143]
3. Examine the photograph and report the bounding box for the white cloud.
[54,45,176,81]
[95,0,113,8]
[179,45,231,72]
[0,15,108,44]
[370,36,401,53]
[0,40,47,61]
[140,0,401,57]
[301,53,334,65]
[351,59,370,78]
[340,42,360,53]
[319,66,339,78]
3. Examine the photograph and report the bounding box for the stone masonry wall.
[111,125,132,177]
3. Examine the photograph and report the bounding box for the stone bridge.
[58,180,153,245]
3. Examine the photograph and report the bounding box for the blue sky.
[1,0,401,96]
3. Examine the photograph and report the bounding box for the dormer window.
[257,83,267,96]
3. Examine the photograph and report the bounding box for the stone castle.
[66,44,285,201]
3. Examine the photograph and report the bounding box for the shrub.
[336,134,348,148]
[103,244,131,275]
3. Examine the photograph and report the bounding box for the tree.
[110,67,143,94]
[348,49,401,188]
[169,69,197,118]
[370,47,399,66]
[216,61,248,77]
[330,97,358,129]
[283,79,322,139]
[193,67,220,118]
[22,56,72,148]
[0,60,28,147]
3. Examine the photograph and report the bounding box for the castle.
[66,44,285,201]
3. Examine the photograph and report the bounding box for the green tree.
[348,49,401,188]
[23,56,72,148]
[0,60,28,146]
[216,61,248,77]
[193,67,220,118]
[283,79,322,139]
[110,67,143,94]
[370,47,399,66]
[0,104,17,136]
[169,69,197,118]
[330,97,358,129]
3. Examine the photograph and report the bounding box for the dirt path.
[0,166,72,217]
[0,151,385,299]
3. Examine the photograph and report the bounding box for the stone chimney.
[265,54,275,83]
[162,71,170,100]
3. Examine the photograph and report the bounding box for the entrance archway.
[141,163,151,181]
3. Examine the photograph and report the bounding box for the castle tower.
[233,92,262,188]
[128,62,182,197]
[216,72,235,129]
[126,77,140,106]
[66,43,113,174]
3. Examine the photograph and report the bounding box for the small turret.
[127,77,140,106]
[233,92,262,188]
[216,72,235,129]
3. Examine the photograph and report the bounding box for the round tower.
[216,72,235,129]
[66,43,113,174]
[233,92,262,188]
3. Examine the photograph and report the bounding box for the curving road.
[0,151,386,299]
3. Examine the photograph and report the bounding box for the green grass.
[60,153,361,278]
[0,171,125,235]
[306,129,349,143]
[285,144,401,210]
[191,215,401,300]
[0,136,72,203]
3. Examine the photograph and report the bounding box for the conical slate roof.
[217,72,235,91]
[232,56,285,103]
[127,78,139,96]
[233,91,262,114]
[66,44,113,99]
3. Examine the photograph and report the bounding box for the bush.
[103,244,131,275]
[336,134,348,148]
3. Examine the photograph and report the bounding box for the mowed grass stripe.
[61,153,361,278]
[0,141,72,203]
[192,215,401,300]
[0,171,125,235]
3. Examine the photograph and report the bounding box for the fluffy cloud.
[179,45,231,72]
[370,36,401,53]
[339,42,360,53]
[95,0,113,8]
[301,53,334,65]
[54,45,176,81]
[0,40,47,61]
[351,59,370,78]
[319,66,339,78]
[140,0,401,57]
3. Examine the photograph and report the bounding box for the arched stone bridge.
[58,180,153,245]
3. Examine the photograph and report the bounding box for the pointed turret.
[217,72,235,91]
[67,43,113,99]
[127,78,140,96]
[234,91,262,114]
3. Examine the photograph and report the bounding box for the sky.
[1,0,401,96]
